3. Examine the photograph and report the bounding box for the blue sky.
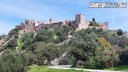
[0,0,128,35]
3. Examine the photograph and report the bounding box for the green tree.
[0,51,28,72]
[120,46,128,65]
[18,32,34,50]
[29,42,63,65]
[117,29,123,36]
[118,36,128,48]
[89,18,99,26]
[8,28,19,37]
[7,38,18,50]
[35,26,71,43]
[69,29,120,68]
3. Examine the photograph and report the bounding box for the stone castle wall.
[75,14,89,30]
[16,14,109,33]
[100,22,108,30]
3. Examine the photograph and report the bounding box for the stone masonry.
[16,13,109,33]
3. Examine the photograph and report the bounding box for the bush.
[0,51,28,72]
[18,32,34,50]
[120,46,128,65]
[7,38,18,48]
[69,29,120,69]
[59,55,75,65]
[34,26,71,43]
[8,28,19,37]
[95,47,120,68]
[118,36,128,48]
[28,42,64,65]
[117,29,123,36]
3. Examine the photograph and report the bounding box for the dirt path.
[49,65,126,72]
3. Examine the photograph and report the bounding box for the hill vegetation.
[0,24,128,72]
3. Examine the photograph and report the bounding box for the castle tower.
[24,19,36,32]
[75,14,85,24]
[75,14,89,30]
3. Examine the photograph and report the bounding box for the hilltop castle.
[16,14,108,33]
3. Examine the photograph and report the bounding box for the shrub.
[70,29,120,69]
[29,42,64,65]
[120,46,128,65]
[0,51,28,72]
[117,29,123,36]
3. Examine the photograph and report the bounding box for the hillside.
[0,20,128,72]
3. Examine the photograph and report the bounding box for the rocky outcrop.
[56,35,73,45]
[50,52,68,65]
[0,36,15,52]
[0,36,8,46]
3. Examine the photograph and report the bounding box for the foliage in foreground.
[70,28,120,69]
[0,51,28,72]
[28,42,64,65]
[1,24,128,72]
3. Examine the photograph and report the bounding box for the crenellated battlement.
[16,14,109,33]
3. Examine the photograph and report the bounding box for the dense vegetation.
[0,51,28,72]
[70,28,120,68]
[0,24,128,72]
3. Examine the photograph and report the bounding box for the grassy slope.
[105,65,128,71]
[27,65,128,72]
[27,66,86,72]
